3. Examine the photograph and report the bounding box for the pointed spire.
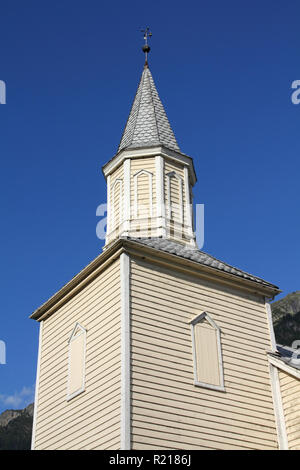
[118,66,180,153]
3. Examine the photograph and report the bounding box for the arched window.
[166,171,183,224]
[133,169,153,219]
[67,323,86,401]
[189,312,225,391]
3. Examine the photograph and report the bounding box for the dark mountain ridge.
[0,403,33,450]
[271,291,300,346]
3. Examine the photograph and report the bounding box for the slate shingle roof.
[124,237,279,290]
[118,66,180,152]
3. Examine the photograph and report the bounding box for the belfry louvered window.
[166,171,183,224]
[133,169,153,219]
[189,312,225,391]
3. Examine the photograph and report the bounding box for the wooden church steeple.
[102,43,197,248]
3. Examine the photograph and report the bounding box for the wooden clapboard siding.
[130,257,278,449]
[34,258,121,450]
[279,369,300,450]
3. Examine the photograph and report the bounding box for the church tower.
[30,37,287,450]
[103,58,196,247]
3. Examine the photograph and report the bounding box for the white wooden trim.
[268,355,300,380]
[133,169,153,219]
[106,174,111,238]
[189,311,225,392]
[184,166,192,231]
[269,363,289,449]
[66,323,87,401]
[68,322,86,344]
[265,299,277,351]
[155,155,166,237]
[123,159,131,235]
[194,380,226,392]
[183,166,196,247]
[189,311,220,330]
[120,252,131,450]
[103,145,197,186]
[265,299,289,449]
[31,320,43,450]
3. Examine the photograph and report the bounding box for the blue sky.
[0,0,299,413]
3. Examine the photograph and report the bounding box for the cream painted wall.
[130,256,278,450]
[279,369,300,450]
[33,258,121,450]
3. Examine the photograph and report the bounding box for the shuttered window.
[190,312,225,391]
[67,323,86,400]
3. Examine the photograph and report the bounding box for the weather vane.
[141,27,152,66]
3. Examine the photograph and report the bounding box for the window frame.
[189,312,225,392]
[66,322,87,401]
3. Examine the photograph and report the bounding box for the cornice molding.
[102,145,197,186]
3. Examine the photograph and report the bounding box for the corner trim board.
[120,252,131,449]
[123,159,131,235]
[269,363,289,449]
[31,320,43,450]
[265,300,276,351]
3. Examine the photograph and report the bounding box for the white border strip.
[31,320,43,450]
[106,174,111,240]
[120,252,131,449]
[123,159,131,235]
[265,298,288,449]
[184,165,195,246]
[269,363,289,449]
[265,300,277,351]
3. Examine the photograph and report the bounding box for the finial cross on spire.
[141,27,152,67]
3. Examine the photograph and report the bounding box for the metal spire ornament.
[141,27,152,67]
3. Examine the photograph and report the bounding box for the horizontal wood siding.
[34,258,121,450]
[130,258,278,450]
[279,369,300,450]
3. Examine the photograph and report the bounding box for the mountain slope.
[0,403,33,450]
[271,291,300,346]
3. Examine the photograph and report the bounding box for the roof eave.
[122,239,281,297]
[30,238,280,322]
